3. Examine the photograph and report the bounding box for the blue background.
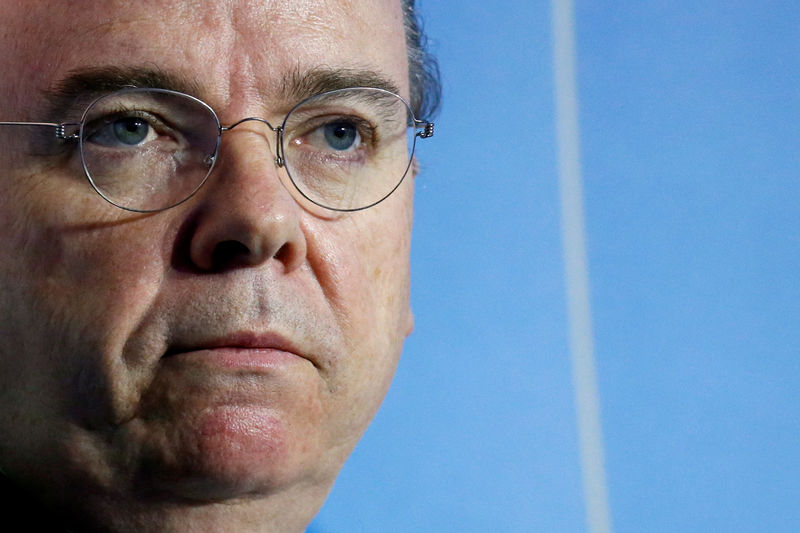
[312,1,800,531]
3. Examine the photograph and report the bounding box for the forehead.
[1,0,408,113]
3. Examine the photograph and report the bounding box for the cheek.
[301,193,413,438]
[0,178,170,422]
[0,161,166,295]
[3,209,166,343]
[0,177,175,486]
[304,205,412,347]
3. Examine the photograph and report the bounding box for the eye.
[292,116,373,154]
[111,117,151,145]
[85,114,160,148]
[319,120,360,151]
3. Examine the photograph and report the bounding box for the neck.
[0,472,330,532]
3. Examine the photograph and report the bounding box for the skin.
[0,1,413,531]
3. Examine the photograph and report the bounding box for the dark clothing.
[0,474,83,532]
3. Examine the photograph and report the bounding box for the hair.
[402,0,441,120]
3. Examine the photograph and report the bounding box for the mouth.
[163,331,312,372]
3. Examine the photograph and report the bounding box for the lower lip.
[170,347,305,371]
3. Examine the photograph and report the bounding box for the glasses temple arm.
[0,121,81,140]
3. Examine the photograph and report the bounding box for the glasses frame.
[0,86,435,213]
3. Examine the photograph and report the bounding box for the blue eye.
[86,116,155,147]
[112,118,150,145]
[323,121,359,151]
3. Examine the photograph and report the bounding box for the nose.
[184,129,307,273]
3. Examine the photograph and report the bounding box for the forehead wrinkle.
[56,2,243,104]
[9,0,409,121]
[219,0,407,107]
[223,1,339,104]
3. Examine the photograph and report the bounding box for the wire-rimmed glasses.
[0,87,434,213]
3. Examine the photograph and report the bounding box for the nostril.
[273,242,294,265]
[210,240,252,270]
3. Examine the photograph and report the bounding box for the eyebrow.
[41,66,200,120]
[41,65,402,120]
[281,67,402,102]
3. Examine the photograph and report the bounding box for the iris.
[323,121,358,151]
[112,117,150,145]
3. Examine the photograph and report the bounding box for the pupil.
[114,118,149,145]
[324,122,357,151]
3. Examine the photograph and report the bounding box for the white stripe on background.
[551,1,614,533]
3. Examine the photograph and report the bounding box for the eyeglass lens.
[78,87,417,212]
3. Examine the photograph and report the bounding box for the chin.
[46,404,337,533]
[110,404,321,503]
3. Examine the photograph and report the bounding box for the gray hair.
[402,0,441,119]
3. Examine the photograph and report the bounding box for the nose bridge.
[222,116,279,133]
[220,116,284,166]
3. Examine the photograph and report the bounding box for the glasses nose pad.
[274,140,285,168]
[215,122,296,197]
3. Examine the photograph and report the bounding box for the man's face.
[0,0,412,529]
